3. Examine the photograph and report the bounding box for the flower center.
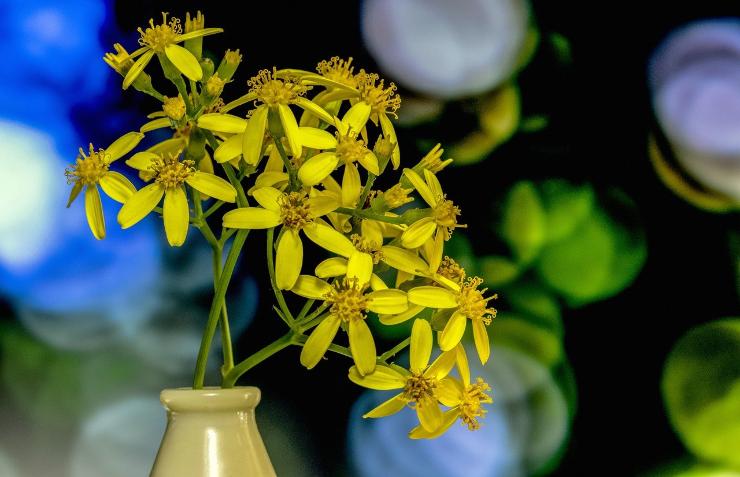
[456,277,497,325]
[325,277,370,323]
[356,71,401,118]
[279,191,312,230]
[437,256,466,285]
[335,132,369,165]
[351,234,383,264]
[152,155,194,189]
[163,95,186,120]
[403,372,437,403]
[460,378,493,431]
[433,197,465,239]
[316,57,357,87]
[248,68,308,106]
[65,145,109,186]
[378,183,413,209]
[138,13,182,53]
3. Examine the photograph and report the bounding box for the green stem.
[358,173,377,208]
[270,133,300,192]
[203,200,225,219]
[172,76,194,116]
[296,299,315,322]
[266,227,294,325]
[379,337,411,363]
[223,163,248,207]
[291,334,353,359]
[222,332,296,387]
[193,229,248,389]
[335,207,407,225]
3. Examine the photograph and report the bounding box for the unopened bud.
[163,95,186,121]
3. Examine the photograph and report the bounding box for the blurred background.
[0,0,739,476]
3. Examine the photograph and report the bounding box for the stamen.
[460,378,493,431]
[316,57,357,87]
[335,131,369,165]
[278,191,312,230]
[138,13,182,53]
[151,154,194,189]
[325,277,371,323]
[351,234,383,264]
[402,372,437,403]
[65,144,109,186]
[457,277,497,325]
[248,67,309,106]
[356,70,402,118]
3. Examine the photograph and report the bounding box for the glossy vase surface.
[150,387,276,477]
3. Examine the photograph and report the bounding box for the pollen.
[65,144,109,186]
[356,70,402,118]
[380,183,413,209]
[151,154,194,189]
[316,57,358,87]
[278,191,312,230]
[460,378,493,431]
[163,95,186,120]
[335,131,369,165]
[403,372,437,403]
[437,256,466,285]
[248,68,308,106]
[351,234,383,264]
[325,277,371,323]
[138,13,182,53]
[457,277,497,325]
[433,197,465,239]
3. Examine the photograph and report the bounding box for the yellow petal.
[428,230,444,273]
[410,319,433,372]
[379,304,425,326]
[297,152,339,187]
[253,171,288,190]
[363,394,407,419]
[125,151,158,171]
[425,349,457,379]
[307,194,340,218]
[164,43,202,81]
[347,251,373,285]
[409,408,459,440]
[147,137,186,156]
[408,286,458,309]
[379,113,400,169]
[315,257,348,278]
[439,311,467,351]
[424,169,443,199]
[106,132,145,162]
[118,183,163,229]
[361,219,384,246]
[341,164,361,207]
[84,186,105,240]
[276,228,303,290]
[293,97,335,125]
[342,101,372,134]
[214,133,244,163]
[99,171,136,203]
[139,117,171,133]
[163,186,190,246]
[417,395,443,432]
[249,187,281,212]
[437,378,464,407]
[221,92,258,113]
[358,150,380,176]
[175,27,224,42]
[349,319,377,376]
[472,319,491,365]
[380,246,429,275]
[197,113,248,133]
[66,182,83,207]
[185,171,236,203]
[290,275,332,299]
[403,168,436,207]
[455,344,471,387]
[222,207,282,229]
[298,127,337,149]
[400,217,437,249]
[278,104,301,157]
[370,273,387,291]
[122,49,153,89]
[303,222,355,257]
[348,365,406,390]
[300,315,341,369]
[243,104,268,165]
[366,289,408,314]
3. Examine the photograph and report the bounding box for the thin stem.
[223,163,248,207]
[172,76,194,115]
[222,332,296,387]
[335,207,406,225]
[299,303,329,326]
[270,133,300,192]
[203,200,225,219]
[266,227,294,325]
[296,299,315,322]
[379,337,411,363]
[291,334,353,359]
[357,173,377,208]
[193,229,249,389]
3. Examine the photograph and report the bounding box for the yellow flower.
[409,345,493,439]
[242,68,334,165]
[349,319,457,433]
[292,276,408,375]
[400,168,466,270]
[355,70,402,169]
[118,153,236,246]
[221,187,343,289]
[65,132,144,240]
[408,277,497,363]
[122,12,223,89]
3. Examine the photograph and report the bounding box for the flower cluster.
[65,12,497,439]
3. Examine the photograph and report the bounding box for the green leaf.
[493,313,563,368]
[538,180,595,243]
[501,181,547,265]
[479,255,521,287]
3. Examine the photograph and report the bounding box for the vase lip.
[160,386,261,412]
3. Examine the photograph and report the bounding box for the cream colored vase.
[150,387,276,477]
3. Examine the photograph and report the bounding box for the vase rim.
[160,386,261,412]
